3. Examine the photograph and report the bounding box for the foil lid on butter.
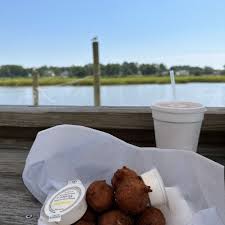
[44,180,87,225]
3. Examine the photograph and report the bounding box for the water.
[0,83,225,106]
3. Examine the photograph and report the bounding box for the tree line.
[0,63,224,77]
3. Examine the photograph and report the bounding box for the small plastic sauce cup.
[44,180,87,225]
[141,168,168,206]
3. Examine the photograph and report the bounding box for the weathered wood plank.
[0,149,29,176]
[0,176,41,225]
[0,127,44,139]
[0,138,33,150]
[0,106,152,129]
[0,106,224,131]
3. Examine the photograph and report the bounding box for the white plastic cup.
[151,101,206,152]
[141,168,168,207]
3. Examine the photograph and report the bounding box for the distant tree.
[48,67,62,76]
[37,66,49,76]
[153,63,168,75]
[170,65,189,72]
[100,64,106,75]
[191,67,203,76]
[84,64,93,75]
[159,63,167,73]
[70,66,86,77]
[121,62,138,75]
[103,64,121,76]
[26,68,33,76]
[203,66,214,75]
[0,65,28,77]
[0,63,221,78]
[221,65,225,75]
[170,65,204,76]
[139,64,157,75]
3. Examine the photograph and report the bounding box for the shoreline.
[0,75,224,86]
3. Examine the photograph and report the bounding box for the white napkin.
[22,125,225,225]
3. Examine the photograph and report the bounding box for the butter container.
[43,180,87,225]
[141,168,168,206]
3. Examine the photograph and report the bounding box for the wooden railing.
[0,106,224,164]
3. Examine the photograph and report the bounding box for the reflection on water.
[0,83,225,106]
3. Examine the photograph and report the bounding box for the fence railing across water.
[31,38,101,106]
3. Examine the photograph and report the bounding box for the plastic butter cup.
[38,207,58,225]
[44,180,87,225]
[141,168,168,207]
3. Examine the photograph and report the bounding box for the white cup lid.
[151,101,206,114]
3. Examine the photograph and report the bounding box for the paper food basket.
[23,125,225,225]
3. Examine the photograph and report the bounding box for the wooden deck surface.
[0,106,224,225]
[0,140,41,225]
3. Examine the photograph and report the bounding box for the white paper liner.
[22,125,225,225]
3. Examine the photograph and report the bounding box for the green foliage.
[101,64,121,76]
[0,75,225,86]
[0,63,223,78]
[84,64,93,75]
[70,66,86,77]
[0,65,28,77]
[121,62,138,75]
[37,66,49,76]
[139,64,157,75]
[203,66,214,74]
[170,65,217,76]
[159,63,167,72]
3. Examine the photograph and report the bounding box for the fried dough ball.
[81,207,97,223]
[111,166,138,188]
[115,178,151,215]
[74,220,95,225]
[136,207,165,225]
[86,180,114,213]
[98,210,133,225]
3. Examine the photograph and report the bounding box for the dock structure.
[92,37,101,106]
[32,69,39,106]
[0,106,224,224]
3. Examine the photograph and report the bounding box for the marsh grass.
[0,75,224,86]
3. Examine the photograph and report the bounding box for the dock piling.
[32,69,39,106]
[92,37,101,106]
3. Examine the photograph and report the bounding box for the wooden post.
[32,69,39,106]
[92,37,101,106]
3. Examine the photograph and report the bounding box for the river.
[0,83,224,106]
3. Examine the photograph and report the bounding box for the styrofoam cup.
[151,101,206,152]
[141,168,168,206]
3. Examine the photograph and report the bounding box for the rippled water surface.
[0,83,224,106]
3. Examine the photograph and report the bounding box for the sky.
[0,0,225,69]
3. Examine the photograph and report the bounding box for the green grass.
[0,75,225,86]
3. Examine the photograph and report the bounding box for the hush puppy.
[136,207,165,225]
[86,180,114,212]
[115,177,151,215]
[111,166,138,188]
[80,207,97,223]
[74,220,95,225]
[98,210,133,225]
